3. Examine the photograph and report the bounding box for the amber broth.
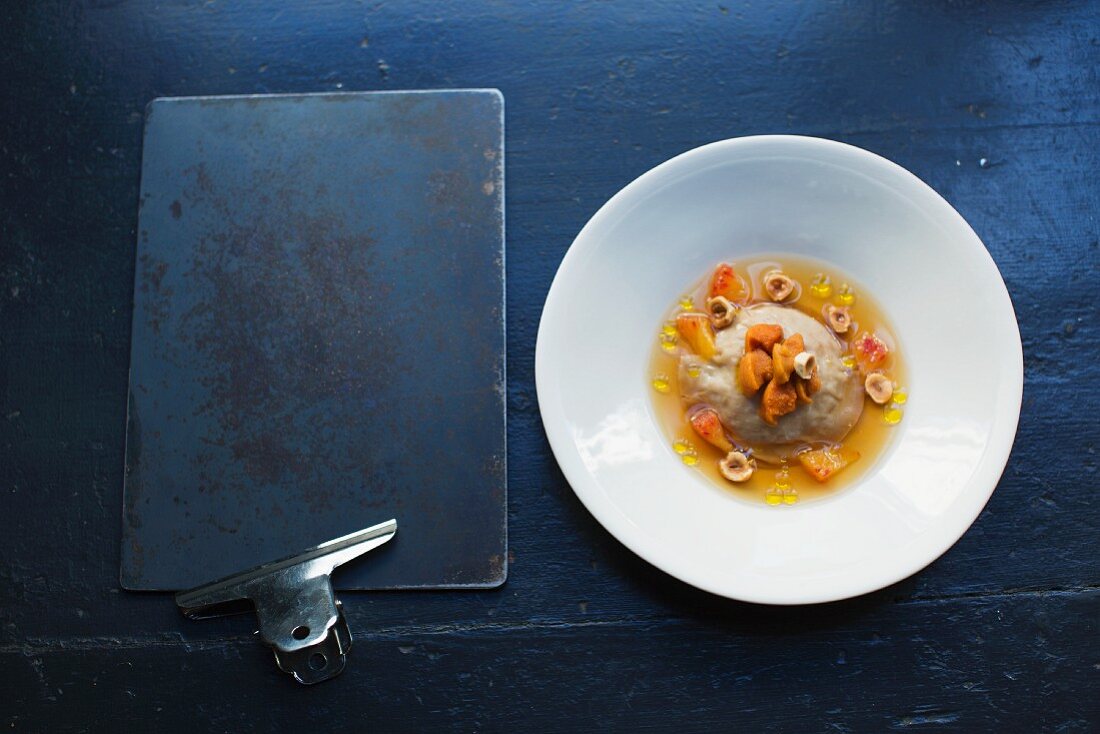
[648,256,908,505]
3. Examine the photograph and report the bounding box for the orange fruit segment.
[688,407,734,453]
[708,262,747,302]
[676,314,718,360]
[853,331,889,375]
[798,446,861,483]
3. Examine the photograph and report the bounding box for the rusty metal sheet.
[122,90,506,590]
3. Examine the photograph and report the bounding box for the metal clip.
[175,519,397,684]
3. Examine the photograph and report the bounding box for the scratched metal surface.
[122,91,506,590]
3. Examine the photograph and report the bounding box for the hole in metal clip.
[308,653,327,671]
[292,625,310,640]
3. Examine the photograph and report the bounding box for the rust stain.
[427,169,469,210]
[138,253,170,334]
[172,165,400,515]
[486,554,502,578]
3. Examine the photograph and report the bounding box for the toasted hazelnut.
[705,296,737,329]
[718,451,754,483]
[793,351,817,379]
[864,372,893,404]
[763,270,795,302]
[825,304,852,334]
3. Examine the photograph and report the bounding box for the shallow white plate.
[536,135,1023,604]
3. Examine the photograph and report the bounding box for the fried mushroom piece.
[794,377,814,404]
[737,349,775,395]
[760,378,798,425]
[744,323,785,354]
[771,343,797,384]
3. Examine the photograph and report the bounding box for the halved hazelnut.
[864,372,893,404]
[793,351,817,379]
[825,304,852,334]
[718,451,755,482]
[705,296,737,329]
[763,270,795,302]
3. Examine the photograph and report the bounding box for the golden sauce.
[648,256,908,505]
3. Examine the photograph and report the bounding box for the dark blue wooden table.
[2,2,1097,731]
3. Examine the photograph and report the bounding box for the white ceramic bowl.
[536,135,1023,604]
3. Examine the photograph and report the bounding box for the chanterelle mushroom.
[718,451,755,482]
[705,296,737,329]
[864,372,893,404]
[825,304,852,334]
[763,270,795,302]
